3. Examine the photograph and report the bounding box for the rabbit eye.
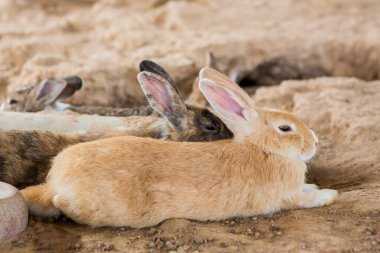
[9,99,18,105]
[278,125,292,132]
[201,122,217,133]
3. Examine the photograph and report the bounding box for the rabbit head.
[138,60,233,141]
[1,76,82,112]
[199,67,318,161]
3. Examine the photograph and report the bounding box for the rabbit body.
[25,134,304,228]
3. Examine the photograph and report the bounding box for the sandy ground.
[0,0,380,252]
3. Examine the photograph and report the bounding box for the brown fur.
[66,105,157,117]
[21,68,337,227]
[0,130,122,188]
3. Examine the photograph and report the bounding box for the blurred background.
[1,0,379,107]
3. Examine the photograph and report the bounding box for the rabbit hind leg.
[21,184,60,218]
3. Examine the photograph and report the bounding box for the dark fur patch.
[139,60,180,95]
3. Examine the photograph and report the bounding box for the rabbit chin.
[298,147,317,162]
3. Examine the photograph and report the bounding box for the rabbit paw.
[303,184,318,192]
[317,189,338,206]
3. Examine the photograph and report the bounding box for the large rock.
[0,182,28,241]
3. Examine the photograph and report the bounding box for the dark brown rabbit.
[0,62,232,188]
[0,131,112,188]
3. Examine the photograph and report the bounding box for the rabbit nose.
[310,129,318,143]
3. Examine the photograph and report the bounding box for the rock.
[0,182,28,241]
[11,240,26,248]
[194,238,204,244]
[146,228,156,236]
[254,232,261,239]
[147,242,156,249]
[247,228,254,235]
[229,228,238,234]
[67,243,81,250]
[166,240,177,250]
[103,244,115,251]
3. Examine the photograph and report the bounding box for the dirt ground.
[0,0,380,252]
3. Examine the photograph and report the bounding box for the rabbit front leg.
[302,183,318,192]
[283,185,338,210]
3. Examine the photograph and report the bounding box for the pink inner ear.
[142,74,173,112]
[204,84,245,120]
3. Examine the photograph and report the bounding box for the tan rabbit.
[0,66,232,189]
[1,76,83,113]
[21,67,337,227]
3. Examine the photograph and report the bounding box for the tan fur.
[21,68,337,228]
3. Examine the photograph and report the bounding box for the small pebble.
[183,245,191,251]
[103,244,115,251]
[230,221,236,226]
[220,242,228,248]
[365,228,377,236]
[252,217,258,221]
[166,241,177,250]
[275,231,282,236]
[194,238,204,244]
[119,227,126,231]
[254,231,261,239]
[327,218,334,222]
[11,240,26,248]
[146,228,156,236]
[192,251,200,253]
[229,228,238,234]
[371,210,380,216]
[247,228,254,235]
[148,242,156,248]
[371,240,377,246]
[67,243,81,250]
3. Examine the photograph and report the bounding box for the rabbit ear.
[200,67,252,106]
[199,70,259,139]
[59,76,83,99]
[205,51,218,69]
[36,76,82,105]
[139,60,180,95]
[137,71,188,131]
[36,79,67,105]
